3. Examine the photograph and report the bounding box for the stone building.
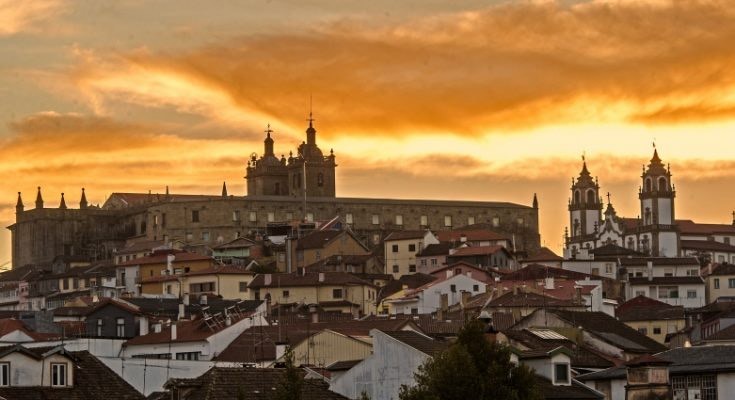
[8,117,540,268]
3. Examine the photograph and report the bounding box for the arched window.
[658,177,667,191]
[645,178,652,192]
[317,172,324,187]
[586,189,596,204]
[574,190,581,205]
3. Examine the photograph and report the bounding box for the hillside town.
[0,117,733,400]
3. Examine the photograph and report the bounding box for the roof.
[616,296,685,322]
[524,247,563,262]
[114,240,165,255]
[487,291,581,308]
[628,276,704,285]
[163,367,348,399]
[547,310,667,353]
[618,257,700,267]
[435,229,509,243]
[579,345,735,381]
[677,220,735,235]
[710,263,735,276]
[501,264,599,282]
[383,230,429,241]
[382,330,447,356]
[326,359,362,371]
[117,250,213,266]
[248,272,374,289]
[705,323,735,341]
[378,273,436,301]
[213,237,257,250]
[295,230,343,250]
[124,298,262,321]
[502,329,614,369]
[0,349,144,399]
[416,243,452,257]
[535,376,604,399]
[105,192,222,208]
[448,245,506,257]
[589,243,644,257]
[681,239,735,253]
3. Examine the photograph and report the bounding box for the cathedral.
[564,148,718,258]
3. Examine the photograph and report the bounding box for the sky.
[2,0,735,265]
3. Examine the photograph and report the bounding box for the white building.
[384,272,488,315]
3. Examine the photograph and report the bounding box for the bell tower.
[638,147,679,256]
[567,157,602,253]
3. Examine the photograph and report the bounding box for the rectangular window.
[658,286,678,299]
[653,327,661,335]
[605,263,614,274]
[333,289,343,299]
[687,290,697,299]
[372,214,380,225]
[283,290,290,298]
[239,282,248,292]
[468,216,475,226]
[392,265,399,273]
[191,210,200,223]
[286,212,293,220]
[492,217,500,227]
[473,285,479,292]
[306,213,314,222]
[635,290,646,297]
[201,231,210,242]
[392,244,399,253]
[431,259,437,266]
[444,215,452,227]
[409,265,416,273]
[51,363,67,387]
[395,215,403,226]
[116,318,125,337]
[411,308,418,315]
[420,215,428,227]
[0,363,8,387]
[408,244,416,252]
[554,363,569,384]
[420,259,426,266]
[232,211,240,222]
[175,352,201,360]
[249,211,257,222]
[161,213,167,227]
[638,327,648,336]
[97,318,103,336]
[267,212,275,222]
[715,278,720,289]
[153,215,159,227]
[345,213,353,224]
[450,284,456,293]
[729,278,735,289]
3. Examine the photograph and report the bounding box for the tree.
[274,347,303,400]
[399,320,543,400]
[358,392,371,400]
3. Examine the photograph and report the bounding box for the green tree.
[358,391,371,400]
[399,320,543,400]
[274,347,303,400]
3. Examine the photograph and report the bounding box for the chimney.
[200,295,208,305]
[461,291,471,307]
[139,317,149,336]
[153,322,162,333]
[575,286,583,304]
[178,303,185,320]
[225,315,232,326]
[647,261,654,281]
[439,293,449,321]
[311,310,319,324]
[318,272,325,283]
[275,343,288,360]
[264,274,272,286]
[171,323,177,341]
[460,234,467,243]
[167,254,175,275]
[545,277,555,290]
[183,293,190,306]
[446,270,453,279]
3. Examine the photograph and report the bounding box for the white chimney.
[275,343,287,360]
[178,303,185,320]
[318,272,325,282]
[460,234,467,243]
[183,293,190,306]
[200,295,208,305]
[545,277,555,290]
[446,270,453,279]
[225,316,232,326]
[153,322,162,333]
[167,254,176,275]
[264,274,272,286]
[139,317,149,336]
[647,261,654,281]
[171,323,177,341]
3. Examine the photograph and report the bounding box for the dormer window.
[51,363,68,387]
[0,362,9,386]
[554,363,570,385]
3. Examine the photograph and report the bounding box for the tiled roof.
[0,319,60,341]
[249,272,374,288]
[534,375,604,399]
[502,329,614,369]
[213,237,257,250]
[487,291,580,308]
[382,330,447,356]
[383,230,429,241]
[589,243,644,257]
[295,230,343,250]
[106,192,223,207]
[0,349,144,399]
[547,310,667,353]
[628,276,704,285]
[163,367,348,399]
[618,257,700,267]
[448,245,505,257]
[326,359,363,371]
[677,220,735,235]
[501,264,598,281]
[681,239,735,252]
[377,273,436,301]
[416,243,451,257]
[124,298,261,321]
[705,324,735,341]
[114,240,165,255]
[710,263,735,276]
[524,247,563,262]
[117,250,213,266]
[616,296,685,322]
[435,229,509,242]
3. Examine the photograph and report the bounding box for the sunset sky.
[2,0,735,264]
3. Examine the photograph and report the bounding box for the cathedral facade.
[565,149,680,257]
[8,117,540,268]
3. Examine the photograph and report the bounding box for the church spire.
[222,181,228,197]
[59,193,67,210]
[264,124,275,156]
[306,112,316,145]
[16,192,24,214]
[35,187,44,209]
[80,188,88,209]
[532,193,538,209]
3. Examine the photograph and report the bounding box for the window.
[239,282,248,292]
[420,215,428,227]
[191,210,200,223]
[410,308,418,315]
[492,217,500,227]
[687,290,697,299]
[282,290,290,298]
[116,318,125,337]
[450,284,456,293]
[161,213,167,227]
[153,215,159,227]
[408,244,416,252]
[0,363,8,387]
[345,213,353,224]
[63,279,69,290]
[286,212,293,220]
[468,216,475,225]
[444,215,452,227]
[431,259,437,266]
[473,285,479,292]
[638,327,648,335]
[51,363,67,387]
[395,215,403,226]
[232,211,240,222]
[653,327,661,335]
[372,215,380,225]
[306,213,314,222]
[420,259,427,266]
[554,363,569,384]
[658,286,678,299]
[176,352,201,360]
[190,282,216,293]
[333,289,343,299]
[392,265,399,273]
[166,284,172,294]
[317,172,324,187]
[392,244,399,253]
[517,218,524,226]
[267,212,275,222]
[715,278,720,289]
[605,263,613,274]
[664,268,674,277]
[635,290,646,297]
[729,278,735,289]
[409,265,416,273]
[249,211,257,222]
[726,237,732,245]
[201,231,210,242]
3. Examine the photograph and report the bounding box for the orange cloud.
[0,0,68,36]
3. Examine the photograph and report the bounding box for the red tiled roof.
[125,311,255,346]
[524,247,563,262]
[435,229,509,242]
[448,245,505,257]
[249,272,374,288]
[677,220,735,235]
[384,230,429,241]
[118,250,213,266]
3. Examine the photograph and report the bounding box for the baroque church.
[564,148,734,258]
